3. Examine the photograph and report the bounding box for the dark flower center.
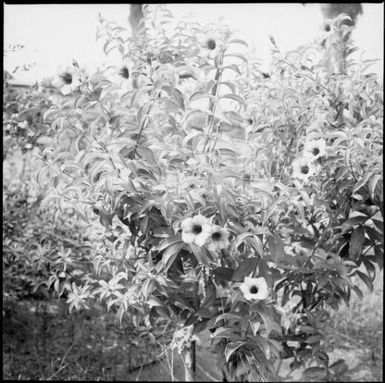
[247,118,254,125]
[301,165,309,174]
[250,285,259,294]
[192,225,202,234]
[312,148,320,156]
[60,72,73,85]
[119,66,129,79]
[207,39,216,50]
[212,232,222,241]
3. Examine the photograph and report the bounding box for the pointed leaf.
[225,341,247,362]
[231,258,259,281]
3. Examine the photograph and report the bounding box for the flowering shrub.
[32,7,383,381]
[3,74,53,159]
[2,179,92,305]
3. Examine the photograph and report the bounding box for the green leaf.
[227,39,248,47]
[219,93,247,109]
[352,285,363,299]
[213,267,234,282]
[225,341,247,362]
[257,305,281,337]
[158,235,182,252]
[302,366,327,380]
[374,246,384,269]
[190,244,210,266]
[220,81,238,94]
[222,64,242,75]
[211,327,239,341]
[372,218,384,236]
[231,258,259,281]
[189,91,213,103]
[329,359,348,377]
[267,236,284,264]
[355,270,374,292]
[346,215,368,227]
[349,227,365,259]
[160,241,185,272]
[363,258,376,280]
[369,173,382,199]
[184,314,200,327]
[215,313,242,325]
[249,320,261,336]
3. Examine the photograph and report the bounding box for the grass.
[322,268,383,382]
[3,299,169,380]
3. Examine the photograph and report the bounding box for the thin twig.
[203,51,224,154]
[130,88,161,159]
[46,342,75,380]
[135,365,144,381]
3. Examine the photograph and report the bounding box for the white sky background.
[3,3,384,82]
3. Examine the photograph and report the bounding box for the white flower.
[207,225,230,252]
[106,59,135,93]
[304,138,327,161]
[52,65,82,95]
[153,64,179,87]
[181,214,212,247]
[198,31,224,58]
[292,155,318,181]
[239,276,269,301]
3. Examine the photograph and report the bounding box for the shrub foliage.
[4,6,383,381]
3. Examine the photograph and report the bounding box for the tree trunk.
[320,3,363,27]
[128,4,144,37]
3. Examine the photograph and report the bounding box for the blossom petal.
[192,214,210,226]
[242,292,255,301]
[182,232,195,244]
[243,276,255,286]
[181,217,194,232]
[239,283,250,296]
[194,231,211,247]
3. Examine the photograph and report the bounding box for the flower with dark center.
[206,38,216,50]
[250,285,258,294]
[60,72,73,84]
[192,225,203,234]
[304,138,327,161]
[292,155,317,181]
[207,225,230,252]
[119,66,129,79]
[52,66,82,95]
[199,32,223,57]
[239,276,269,301]
[301,165,309,175]
[181,214,212,247]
